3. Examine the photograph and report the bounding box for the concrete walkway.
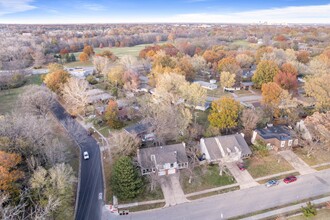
[225,162,259,189]
[160,173,189,207]
[241,196,330,220]
[278,150,316,175]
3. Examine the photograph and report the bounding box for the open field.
[0,75,43,114]
[246,154,294,178]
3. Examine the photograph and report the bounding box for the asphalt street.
[110,169,330,220]
[52,101,104,220]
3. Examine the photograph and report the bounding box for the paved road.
[52,102,104,220]
[109,169,330,220]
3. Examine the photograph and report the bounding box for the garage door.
[167,169,176,175]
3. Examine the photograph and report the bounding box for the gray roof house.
[200,134,252,163]
[137,143,189,176]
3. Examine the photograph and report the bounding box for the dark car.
[283,176,297,184]
[237,162,246,171]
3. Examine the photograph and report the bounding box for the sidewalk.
[241,196,330,220]
[278,150,316,175]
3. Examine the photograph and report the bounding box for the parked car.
[83,151,89,160]
[283,176,297,184]
[265,180,279,187]
[237,162,246,171]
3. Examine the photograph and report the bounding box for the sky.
[0,0,330,24]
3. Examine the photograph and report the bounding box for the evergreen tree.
[70,53,76,62]
[111,156,143,200]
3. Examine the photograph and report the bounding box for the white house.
[200,134,251,164]
[194,81,218,90]
[137,143,189,176]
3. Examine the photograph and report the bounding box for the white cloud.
[169,4,330,24]
[81,3,106,11]
[0,0,37,16]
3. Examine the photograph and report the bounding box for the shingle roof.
[202,134,251,161]
[138,143,188,169]
[256,125,294,141]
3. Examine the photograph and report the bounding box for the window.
[288,140,293,147]
[170,163,174,168]
[281,141,285,148]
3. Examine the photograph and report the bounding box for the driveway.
[160,173,188,206]
[225,162,259,189]
[278,150,316,175]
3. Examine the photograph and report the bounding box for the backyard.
[180,165,236,194]
[246,154,294,178]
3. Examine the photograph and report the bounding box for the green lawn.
[246,154,294,178]
[288,209,330,220]
[206,89,227,98]
[0,75,43,114]
[180,165,236,194]
[73,42,166,62]
[293,147,330,166]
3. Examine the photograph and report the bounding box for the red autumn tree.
[274,71,298,92]
[281,63,298,76]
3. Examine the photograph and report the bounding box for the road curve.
[52,102,104,220]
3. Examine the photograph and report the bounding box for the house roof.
[256,125,295,141]
[202,134,251,161]
[124,122,150,135]
[138,143,188,169]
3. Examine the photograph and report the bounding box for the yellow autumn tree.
[208,96,241,132]
[0,151,24,191]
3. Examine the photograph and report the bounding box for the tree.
[18,85,56,118]
[305,73,330,111]
[296,51,310,64]
[104,100,122,129]
[61,78,90,115]
[83,45,94,57]
[111,131,141,160]
[29,164,76,219]
[70,53,76,62]
[44,65,70,93]
[241,109,259,139]
[218,57,242,83]
[208,97,241,132]
[107,65,125,87]
[79,52,89,62]
[220,71,236,89]
[236,53,254,68]
[281,63,298,76]
[252,60,279,89]
[274,71,298,92]
[0,151,24,192]
[111,156,143,200]
[261,82,290,117]
[93,55,112,74]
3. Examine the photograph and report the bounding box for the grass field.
[246,154,294,178]
[180,165,236,194]
[0,75,43,114]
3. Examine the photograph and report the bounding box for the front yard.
[246,154,294,178]
[293,147,330,166]
[180,165,236,194]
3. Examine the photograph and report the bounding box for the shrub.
[301,202,317,217]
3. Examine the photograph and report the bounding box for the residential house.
[67,67,93,78]
[86,89,113,104]
[124,122,152,139]
[200,134,252,164]
[137,143,189,176]
[251,125,299,150]
[240,82,254,90]
[194,81,218,90]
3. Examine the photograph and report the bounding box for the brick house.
[251,125,299,150]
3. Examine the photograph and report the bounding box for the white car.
[98,193,103,200]
[83,151,89,160]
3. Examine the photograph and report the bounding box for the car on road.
[83,151,89,160]
[265,180,279,187]
[283,176,297,184]
[237,162,246,171]
[98,193,103,200]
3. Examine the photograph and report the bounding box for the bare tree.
[111,131,141,159]
[18,85,56,118]
[61,78,90,115]
[241,109,260,138]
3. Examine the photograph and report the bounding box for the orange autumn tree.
[0,151,24,191]
[79,52,89,62]
[274,71,298,92]
[44,63,70,93]
[104,100,122,129]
